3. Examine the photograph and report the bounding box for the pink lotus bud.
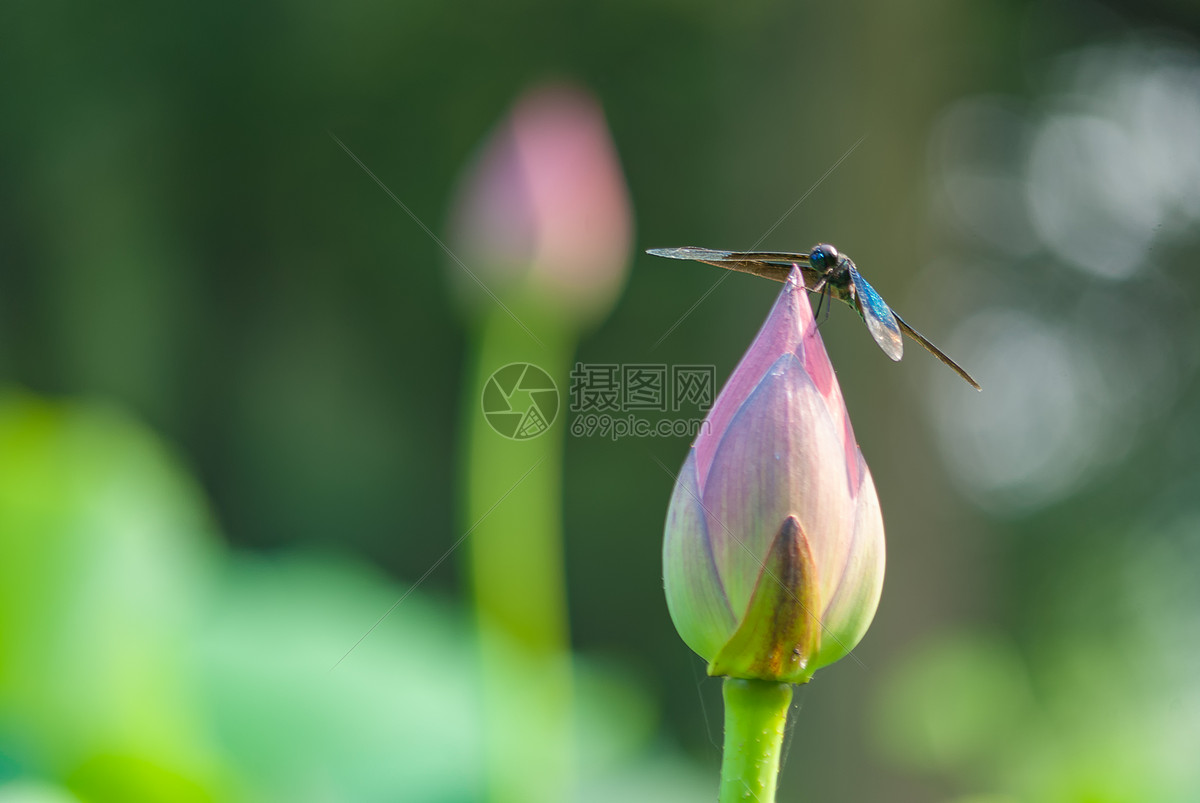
[663,267,886,683]
[448,81,633,323]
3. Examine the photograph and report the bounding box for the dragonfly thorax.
[808,243,854,302]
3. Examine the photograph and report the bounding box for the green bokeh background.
[4,0,1200,801]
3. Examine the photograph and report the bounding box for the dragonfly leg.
[813,282,833,328]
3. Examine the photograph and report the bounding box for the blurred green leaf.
[191,552,485,802]
[0,391,228,798]
[193,551,713,802]
[0,780,82,803]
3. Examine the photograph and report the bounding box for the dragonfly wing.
[847,266,903,361]
[647,247,741,261]
[647,247,816,286]
[893,313,982,390]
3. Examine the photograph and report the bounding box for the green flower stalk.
[448,81,632,803]
[663,266,885,800]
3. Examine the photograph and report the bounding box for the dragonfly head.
[808,243,840,274]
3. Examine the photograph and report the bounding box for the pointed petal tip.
[785,264,805,292]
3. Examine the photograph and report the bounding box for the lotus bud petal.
[663,267,886,683]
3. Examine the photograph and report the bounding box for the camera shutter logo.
[481,363,560,440]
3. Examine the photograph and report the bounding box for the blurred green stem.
[463,301,574,803]
[719,678,793,803]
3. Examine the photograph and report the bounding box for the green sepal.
[709,516,821,684]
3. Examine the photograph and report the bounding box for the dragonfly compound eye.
[809,244,839,272]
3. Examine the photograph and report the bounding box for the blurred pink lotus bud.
[448,81,633,323]
[663,267,886,684]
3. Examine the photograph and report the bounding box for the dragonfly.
[647,244,981,390]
